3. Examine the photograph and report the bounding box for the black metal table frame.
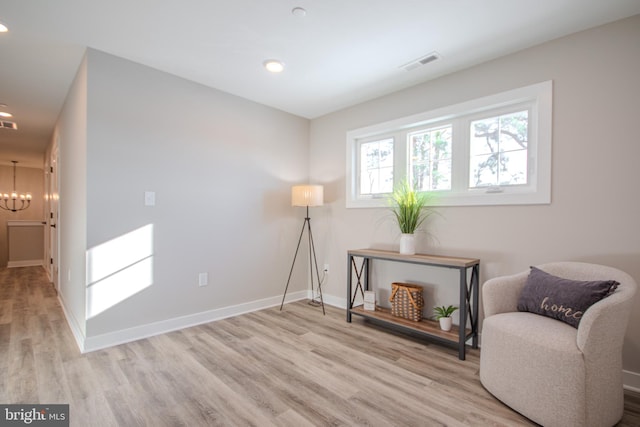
[347,250,479,360]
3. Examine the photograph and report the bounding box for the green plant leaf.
[388,179,435,234]
[433,304,458,319]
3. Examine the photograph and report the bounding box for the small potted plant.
[434,305,458,331]
[388,180,434,255]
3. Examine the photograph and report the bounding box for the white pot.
[399,233,416,255]
[439,317,453,331]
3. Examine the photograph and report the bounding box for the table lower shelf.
[349,305,470,344]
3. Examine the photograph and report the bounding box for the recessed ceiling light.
[0,22,8,33]
[292,7,307,17]
[0,104,11,118]
[264,60,285,73]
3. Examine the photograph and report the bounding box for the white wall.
[309,15,640,382]
[82,50,310,340]
[55,54,89,339]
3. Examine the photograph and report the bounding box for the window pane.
[470,153,498,187]
[362,142,379,169]
[359,138,394,195]
[469,117,499,156]
[409,126,452,191]
[379,167,393,193]
[432,159,452,190]
[469,111,528,188]
[499,150,527,185]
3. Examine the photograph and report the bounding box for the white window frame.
[357,135,396,196]
[346,81,552,208]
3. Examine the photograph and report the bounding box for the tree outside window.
[469,111,528,188]
[409,126,452,191]
[360,138,394,195]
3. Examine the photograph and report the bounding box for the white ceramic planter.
[439,316,453,332]
[399,233,416,255]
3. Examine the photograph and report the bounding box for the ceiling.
[1,0,639,168]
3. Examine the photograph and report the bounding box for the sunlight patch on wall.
[86,224,154,318]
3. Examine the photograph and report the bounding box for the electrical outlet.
[323,264,329,274]
[198,272,208,287]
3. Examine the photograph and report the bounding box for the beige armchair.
[480,262,637,427]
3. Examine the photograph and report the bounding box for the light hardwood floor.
[1,266,639,426]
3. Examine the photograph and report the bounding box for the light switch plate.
[144,191,155,206]
[199,272,208,287]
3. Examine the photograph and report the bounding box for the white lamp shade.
[291,185,324,207]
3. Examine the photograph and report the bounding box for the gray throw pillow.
[517,266,619,328]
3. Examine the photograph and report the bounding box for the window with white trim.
[346,81,552,208]
[409,125,452,191]
[359,137,394,195]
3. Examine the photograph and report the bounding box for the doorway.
[46,139,59,291]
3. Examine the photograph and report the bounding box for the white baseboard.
[624,370,640,393]
[8,259,44,268]
[320,292,347,309]
[58,293,88,353]
[80,290,308,353]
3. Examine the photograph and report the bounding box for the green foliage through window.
[409,126,452,191]
[469,111,528,188]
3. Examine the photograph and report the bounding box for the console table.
[347,248,480,360]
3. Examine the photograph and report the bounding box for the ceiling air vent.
[401,52,440,71]
[0,120,17,130]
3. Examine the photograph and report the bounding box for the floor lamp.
[280,184,325,315]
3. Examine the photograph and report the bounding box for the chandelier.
[1,161,31,212]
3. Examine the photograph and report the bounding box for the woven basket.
[389,282,424,321]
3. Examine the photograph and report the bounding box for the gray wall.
[82,49,310,337]
[0,165,45,267]
[54,49,310,344]
[308,15,640,383]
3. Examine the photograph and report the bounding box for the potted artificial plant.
[434,305,458,331]
[388,180,434,255]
